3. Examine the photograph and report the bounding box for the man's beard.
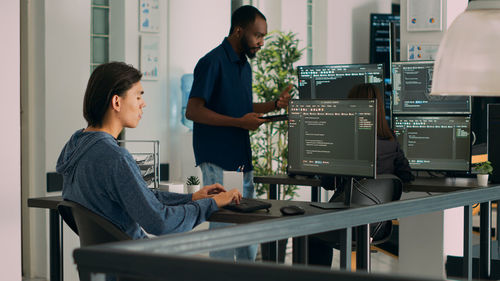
[241,35,258,59]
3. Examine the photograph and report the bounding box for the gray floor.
[276,238,399,273]
[274,207,498,275]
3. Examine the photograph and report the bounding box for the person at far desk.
[308,83,415,267]
[186,5,292,261]
[56,62,242,240]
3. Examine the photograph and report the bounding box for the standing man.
[186,5,291,261]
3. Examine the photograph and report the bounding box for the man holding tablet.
[186,5,291,261]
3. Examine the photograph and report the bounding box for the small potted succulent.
[186,176,201,194]
[473,161,493,187]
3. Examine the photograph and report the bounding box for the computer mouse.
[280,205,305,216]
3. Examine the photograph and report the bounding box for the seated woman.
[56,62,241,239]
[308,83,414,266]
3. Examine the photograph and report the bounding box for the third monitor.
[391,61,471,115]
[393,115,471,172]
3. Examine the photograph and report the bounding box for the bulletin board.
[407,0,442,32]
[140,35,160,80]
[139,0,160,33]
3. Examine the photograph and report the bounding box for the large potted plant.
[473,161,493,187]
[251,31,303,200]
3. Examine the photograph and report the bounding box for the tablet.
[259,114,288,122]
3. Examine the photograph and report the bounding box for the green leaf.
[251,30,303,199]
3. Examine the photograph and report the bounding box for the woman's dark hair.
[229,5,266,35]
[83,62,142,127]
[348,83,394,140]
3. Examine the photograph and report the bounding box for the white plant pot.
[186,184,200,194]
[477,174,489,187]
[158,183,169,191]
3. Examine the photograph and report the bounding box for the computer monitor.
[297,64,385,100]
[393,115,471,172]
[369,14,400,81]
[391,61,471,114]
[488,104,500,183]
[288,99,377,178]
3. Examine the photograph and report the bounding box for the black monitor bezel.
[390,61,472,115]
[287,98,378,179]
[392,114,472,173]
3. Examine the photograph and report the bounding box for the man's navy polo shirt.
[190,38,254,172]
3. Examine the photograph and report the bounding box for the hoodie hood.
[56,129,115,177]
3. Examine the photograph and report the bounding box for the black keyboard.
[223,198,272,213]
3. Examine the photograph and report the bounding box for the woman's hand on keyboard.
[192,183,226,201]
[213,189,242,207]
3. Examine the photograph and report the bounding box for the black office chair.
[58,201,148,281]
[57,200,131,247]
[308,174,402,266]
[346,174,402,244]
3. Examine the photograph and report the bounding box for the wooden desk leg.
[479,201,491,279]
[49,209,62,281]
[340,227,352,271]
[463,205,472,280]
[356,224,370,272]
[292,236,308,264]
[311,186,320,202]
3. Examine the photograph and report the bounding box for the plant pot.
[186,184,200,194]
[477,174,489,187]
[158,183,169,191]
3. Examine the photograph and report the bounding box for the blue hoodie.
[56,129,218,239]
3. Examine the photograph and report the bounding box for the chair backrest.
[350,174,402,244]
[351,174,403,205]
[57,201,131,247]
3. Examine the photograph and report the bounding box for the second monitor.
[391,61,471,114]
[288,99,377,178]
[298,64,385,100]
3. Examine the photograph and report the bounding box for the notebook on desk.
[223,198,272,213]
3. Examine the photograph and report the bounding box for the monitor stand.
[310,177,353,209]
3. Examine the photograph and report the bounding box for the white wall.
[45,0,90,170]
[21,0,49,277]
[166,0,231,183]
[400,0,467,61]
[314,0,391,64]
[1,1,22,280]
[44,2,92,280]
[259,0,308,67]
[281,0,308,68]
[120,1,169,148]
